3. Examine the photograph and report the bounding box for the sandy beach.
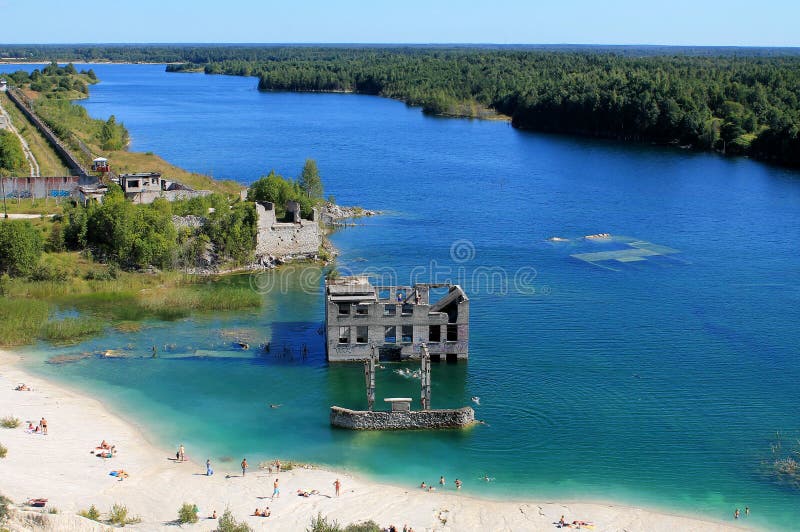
[0,348,750,532]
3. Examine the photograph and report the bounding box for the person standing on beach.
[178,444,185,461]
[439,476,445,486]
[334,478,341,496]
[272,478,280,499]
[206,459,213,476]
[40,417,47,435]
[241,458,248,476]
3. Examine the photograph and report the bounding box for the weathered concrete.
[325,277,470,362]
[330,405,475,430]
[254,201,321,260]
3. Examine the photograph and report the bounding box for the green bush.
[108,503,140,526]
[0,494,12,522]
[344,522,381,532]
[0,443,7,458]
[178,502,199,524]
[78,504,100,521]
[307,513,341,532]
[215,508,253,532]
[0,417,20,429]
[0,221,43,278]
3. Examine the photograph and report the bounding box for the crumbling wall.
[255,202,321,259]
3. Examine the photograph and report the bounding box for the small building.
[91,157,109,173]
[324,276,469,362]
[75,184,108,205]
[0,79,7,92]
[119,172,162,195]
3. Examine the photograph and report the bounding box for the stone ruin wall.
[255,202,321,259]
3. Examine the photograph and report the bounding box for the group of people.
[93,440,117,458]
[14,383,31,391]
[386,525,415,532]
[734,506,751,519]
[557,515,594,529]
[252,507,271,517]
[420,476,461,492]
[25,417,48,435]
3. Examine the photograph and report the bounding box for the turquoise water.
[3,64,800,529]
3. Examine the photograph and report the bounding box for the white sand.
[0,349,750,531]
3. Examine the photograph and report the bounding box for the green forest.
[185,49,800,166]
[3,45,799,165]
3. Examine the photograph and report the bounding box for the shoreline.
[0,348,750,531]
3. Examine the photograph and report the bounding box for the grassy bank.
[0,91,69,176]
[0,252,262,347]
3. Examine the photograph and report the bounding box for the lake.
[3,63,800,530]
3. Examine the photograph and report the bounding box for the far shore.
[0,347,750,531]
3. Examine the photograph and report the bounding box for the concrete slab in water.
[571,238,681,269]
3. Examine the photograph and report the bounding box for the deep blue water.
[3,63,800,529]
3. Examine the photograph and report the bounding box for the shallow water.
[3,63,800,529]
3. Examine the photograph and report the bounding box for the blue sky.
[0,0,797,47]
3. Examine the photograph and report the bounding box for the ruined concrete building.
[325,276,469,362]
[118,172,211,204]
[254,201,321,260]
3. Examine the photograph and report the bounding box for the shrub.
[48,507,59,514]
[0,220,43,277]
[78,504,100,521]
[215,508,253,532]
[0,417,20,429]
[108,503,140,526]
[307,513,341,532]
[178,502,199,524]
[0,494,12,522]
[344,522,381,532]
[0,443,7,458]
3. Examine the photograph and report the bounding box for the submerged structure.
[324,276,469,362]
[330,344,475,430]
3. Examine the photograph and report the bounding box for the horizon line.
[1,42,800,50]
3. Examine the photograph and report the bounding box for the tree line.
[4,46,800,165]
[191,49,800,167]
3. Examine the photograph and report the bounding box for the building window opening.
[447,324,458,341]
[356,326,368,344]
[383,304,396,317]
[338,326,350,344]
[401,303,414,316]
[402,325,413,344]
[429,325,441,342]
[356,304,369,316]
[338,303,350,316]
[384,326,396,344]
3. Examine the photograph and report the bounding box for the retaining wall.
[6,88,89,180]
[330,405,475,430]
